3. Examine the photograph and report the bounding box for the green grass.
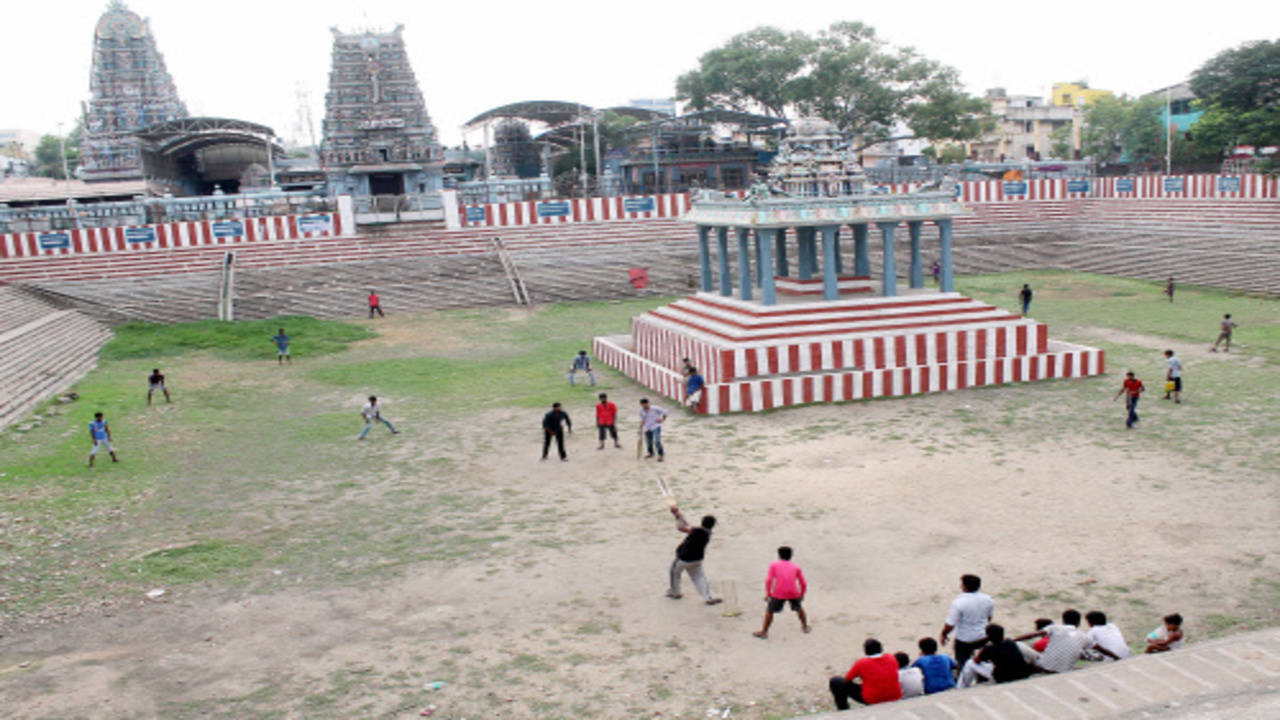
[114,540,263,585]
[101,316,372,362]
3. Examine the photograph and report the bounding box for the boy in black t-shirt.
[147,368,171,405]
[975,624,1035,684]
[666,506,722,605]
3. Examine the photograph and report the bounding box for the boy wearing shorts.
[147,368,171,405]
[88,412,118,467]
[272,328,291,365]
[754,546,809,638]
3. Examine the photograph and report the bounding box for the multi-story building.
[1144,81,1203,133]
[1051,82,1114,108]
[967,89,1079,161]
[80,1,187,182]
[319,26,442,198]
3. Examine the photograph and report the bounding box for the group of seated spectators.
[828,574,1186,710]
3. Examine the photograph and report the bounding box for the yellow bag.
[1164,381,1176,392]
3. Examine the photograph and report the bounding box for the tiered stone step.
[774,275,877,296]
[0,308,113,430]
[595,291,1102,415]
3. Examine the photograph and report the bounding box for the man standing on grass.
[541,402,571,461]
[272,328,291,365]
[666,505,721,605]
[87,411,118,467]
[568,350,595,386]
[368,289,385,318]
[595,393,620,450]
[358,395,399,440]
[753,545,810,638]
[1113,371,1145,429]
[940,573,995,668]
[1018,283,1033,316]
[639,398,668,462]
[1211,314,1238,352]
[1163,350,1183,403]
[1165,277,1175,303]
[147,368,171,405]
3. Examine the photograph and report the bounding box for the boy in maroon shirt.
[829,638,902,709]
[753,545,809,638]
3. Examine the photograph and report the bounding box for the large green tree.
[33,121,82,179]
[1080,95,1162,165]
[1188,39,1280,154]
[676,22,991,149]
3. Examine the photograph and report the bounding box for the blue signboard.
[465,206,486,222]
[1116,178,1135,193]
[536,201,571,218]
[212,221,244,238]
[623,197,655,213]
[1163,177,1184,193]
[37,232,70,249]
[1217,176,1241,193]
[297,214,332,234]
[125,227,157,243]
[1066,180,1090,194]
[1002,181,1028,196]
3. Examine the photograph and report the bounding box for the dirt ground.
[2,334,1276,720]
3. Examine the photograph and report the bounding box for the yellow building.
[1052,82,1113,108]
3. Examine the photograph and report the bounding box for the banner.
[465,206,486,222]
[1002,181,1028,196]
[1066,180,1090,193]
[125,227,157,243]
[297,215,332,234]
[1116,178,1135,193]
[1163,177,1184,193]
[1217,176,1241,193]
[212,221,244,238]
[624,197,656,213]
[536,201,570,218]
[37,232,70,249]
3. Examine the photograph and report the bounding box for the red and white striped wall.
[0,212,346,261]
[458,193,691,228]
[596,334,1104,415]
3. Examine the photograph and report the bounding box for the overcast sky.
[3,0,1276,146]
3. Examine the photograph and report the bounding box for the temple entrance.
[369,172,404,196]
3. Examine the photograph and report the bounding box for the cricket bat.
[656,476,677,508]
[636,429,643,459]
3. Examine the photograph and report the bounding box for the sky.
[2,0,1277,147]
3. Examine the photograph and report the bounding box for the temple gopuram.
[320,26,443,198]
[80,1,188,182]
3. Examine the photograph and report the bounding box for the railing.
[0,190,333,233]
[457,178,552,205]
[352,193,444,224]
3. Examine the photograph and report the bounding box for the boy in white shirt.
[358,395,399,440]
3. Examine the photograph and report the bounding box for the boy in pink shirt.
[753,546,810,638]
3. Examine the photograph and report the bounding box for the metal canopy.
[464,101,595,128]
[626,109,788,135]
[134,116,279,156]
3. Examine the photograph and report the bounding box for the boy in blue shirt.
[272,328,291,365]
[911,637,957,694]
[88,412,119,467]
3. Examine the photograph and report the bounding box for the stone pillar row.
[696,220,955,305]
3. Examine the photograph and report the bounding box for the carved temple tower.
[81,1,187,182]
[320,25,443,197]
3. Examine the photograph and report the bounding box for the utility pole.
[1164,87,1172,176]
[57,121,79,229]
[578,105,587,198]
[592,111,602,197]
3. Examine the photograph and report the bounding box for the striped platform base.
[593,292,1104,415]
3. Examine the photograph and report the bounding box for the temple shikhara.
[80,1,187,182]
[594,127,1105,414]
[320,25,443,198]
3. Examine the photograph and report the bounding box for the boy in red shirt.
[368,290,384,318]
[595,393,620,450]
[753,545,809,638]
[1113,371,1145,429]
[829,638,902,709]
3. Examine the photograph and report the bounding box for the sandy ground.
[1,327,1277,718]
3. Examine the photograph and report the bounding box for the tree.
[1188,40,1280,156]
[1050,124,1073,159]
[675,27,813,118]
[1080,95,1161,165]
[32,120,82,179]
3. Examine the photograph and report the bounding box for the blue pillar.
[796,227,813,280]
[908,221,923,289]
[832,226,843,274]
[878,222,898,297]
[754,231,764,287]
[716,226,731,297]
[775,227,788,277]
[697,225,713,292]
[937,218,954,293]
[759,228,777,305]
[853,224,870,276]
[737,227,753,301]
[820,225,839,301]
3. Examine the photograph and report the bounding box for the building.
[1144,81,1203,133]
[319,25,443,198]
[619,109,786,194]
[80,1,187,182]
[967,89,1079,161]
[1052,82,1113,108]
